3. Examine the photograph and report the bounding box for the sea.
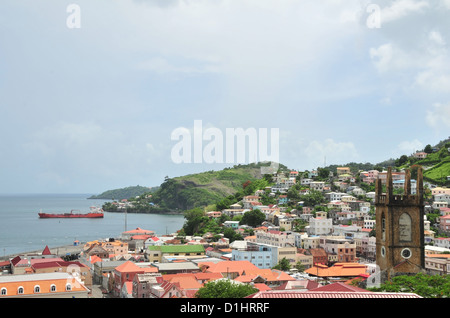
[0,193,186,257]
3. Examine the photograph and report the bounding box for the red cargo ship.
[38,207,104,219]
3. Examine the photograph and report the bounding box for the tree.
[240,209,266,227]
[182,208,207,235]
[272,257,291,271]
[195,279,258,298]
[368,273,450,298]
[300,190,325,207]
[317,167,330,180]
[395,155,408,167]
[295,261,305,272]
[424,144,433,154]
[223,227,243,243]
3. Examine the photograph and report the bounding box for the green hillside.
[88,185,158,200]
[102,162,285,213]
[417,147,450,185]
[150,162,283,211]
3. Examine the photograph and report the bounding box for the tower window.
[401,248,412,259]
[399,213,412,242]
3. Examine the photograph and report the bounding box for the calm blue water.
[0,194,185,257]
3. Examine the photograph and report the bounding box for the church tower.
[375,167,425,282]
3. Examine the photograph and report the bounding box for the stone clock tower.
[375,167,425,282]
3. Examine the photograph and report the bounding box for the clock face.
[401,248,412,259]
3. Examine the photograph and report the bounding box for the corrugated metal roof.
[246,290,422,298]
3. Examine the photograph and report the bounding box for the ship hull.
[38,213,104,219]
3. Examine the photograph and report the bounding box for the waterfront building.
[0,272,89,298]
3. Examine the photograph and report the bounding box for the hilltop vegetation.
[392,139,450,186]
[102,162,286,213]
[324,138,450,187]
[88,185,159,200]
[150,162,285,211]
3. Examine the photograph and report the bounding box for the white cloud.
[429,30,446,46]
[369,43,394,73]
[380,0,429,24]
[397,139,424,156]
[305,139,360,168]
[137,57,221,76]
[426,102,450,128]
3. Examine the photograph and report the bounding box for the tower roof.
[42,245,52,255]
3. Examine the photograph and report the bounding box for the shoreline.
[2,244,84,261]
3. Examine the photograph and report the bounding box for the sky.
[0,0,449,194]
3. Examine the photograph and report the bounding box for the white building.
[326,192,347,201]
[255,230,296,248]
[310,181,325,192]
[307,216,333,236]
[435,194,450,205]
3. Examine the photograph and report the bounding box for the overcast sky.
[0,0,449,194]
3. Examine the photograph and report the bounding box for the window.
[18,287,24,294]
[399,213,412,242]
[50,285,56,292]
[1,288,6,296]
[34,285,40,293]
[66,284,72,291]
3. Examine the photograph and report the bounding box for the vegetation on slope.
[88,185,158,200]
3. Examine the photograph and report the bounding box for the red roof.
[42,245,52,255]
[308,282,369,293]
[246,290,422,298]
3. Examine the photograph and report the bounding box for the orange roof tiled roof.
[254,283,271,291]
[200,261,259,275]
[236,269,296,283]
[89,255,102,264]
[123,227,155,235]
[194,272,223,281]
[305,263,367,278]
[164,275,202,290]
[114,261,143,273]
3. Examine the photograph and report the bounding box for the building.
[83,239,128,259]
[113,261,155,296]
[231,242,276,269]
[425,254,450,275]
[31,260,92,288]
[247,282,422,298]
[310,181,325,192]
[439,215,450,234]
[320,237,356,263]
[199,260,260,279]
[0,272,89,298]
[255,230,296,247]
[147,245,206,263]
[121,227,155,240]
[434,193,450,205]
[432,187,450,196]
[132,273,162,298]
[307,216,333,236]
[337,167,351,176]
[375,167,425,282]
[305,262,367,281]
